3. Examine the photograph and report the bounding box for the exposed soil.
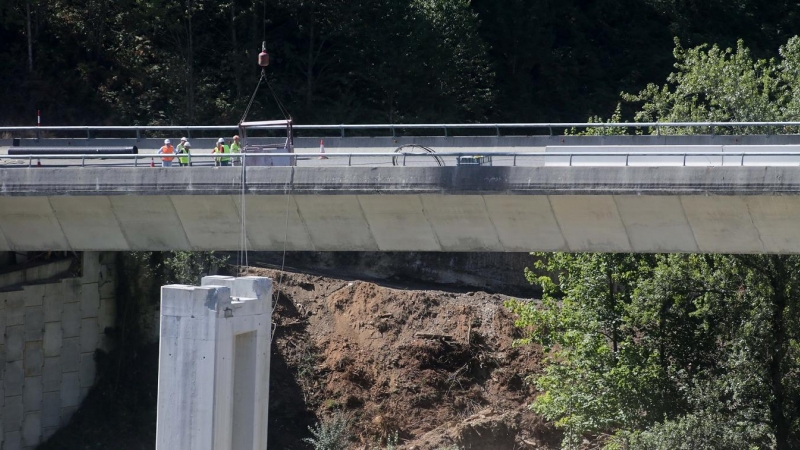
[39,265,557,450]
[257,267,559,450]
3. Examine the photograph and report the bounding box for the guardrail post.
[625,154,629,166]
[495,125,500,137]
[548,126,553,137]
[136,128,141,141]
[81,155,85,167]
[348,154,352,166]
[403,154,407,167]
[35,128,40,142]
[340,125,345,138]
[513,154,517,166]
[656,124,661,136]
[87,129,92,140]
[710,125,715,136]
[444,126,448,138]
[569,154,573,166]
[242,152,247,186]
[683,153,687,166]
[134,154,138,167]
[391,125,395,138]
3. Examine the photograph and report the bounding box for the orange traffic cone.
[150,157,155,167]
[319,139,328,160]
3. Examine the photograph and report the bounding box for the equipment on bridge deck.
[7,146,139,155]
[392,144,444,166]
[239,119,295,166]
[457,155,492,166]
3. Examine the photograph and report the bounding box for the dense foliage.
[510,254,800,449]
[5,0,800,126]
[509,36,800,450]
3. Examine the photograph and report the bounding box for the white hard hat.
[164,139,171,144]
[217,138,225,144]
[184,142,191,148]
[180,137,187,141]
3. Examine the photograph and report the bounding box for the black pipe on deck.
[7,146,138,155]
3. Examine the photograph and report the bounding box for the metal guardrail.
[4,151,800,168]
[3,121,800,139]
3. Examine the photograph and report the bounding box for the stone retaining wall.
[1,252,116,450]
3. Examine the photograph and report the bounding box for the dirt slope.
[257,267,559,449]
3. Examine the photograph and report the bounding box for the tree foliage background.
[506,30,800,450]
[5,0,800,126]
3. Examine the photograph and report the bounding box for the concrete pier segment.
[157,276,272,450]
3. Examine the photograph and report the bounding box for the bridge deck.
[0,166,798,253]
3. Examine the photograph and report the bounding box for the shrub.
[304,413,351,450]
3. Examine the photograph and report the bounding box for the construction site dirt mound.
[256,268,560,449]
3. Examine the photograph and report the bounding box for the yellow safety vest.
[214,144,230,162]
[177,144,190,164]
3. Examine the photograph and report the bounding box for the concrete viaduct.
[2,165,800,253]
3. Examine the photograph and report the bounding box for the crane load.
[239,119,295,166]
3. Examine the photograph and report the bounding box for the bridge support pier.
[155,275,272,450]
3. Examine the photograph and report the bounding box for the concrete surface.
[0,252,115,449]
[2,166,800,252]
[156,276,271,450]
[0,259,73,290]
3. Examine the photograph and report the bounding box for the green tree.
[511,254,800,449]
[511,37,800,450]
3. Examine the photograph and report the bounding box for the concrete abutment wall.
[1,252,116,449]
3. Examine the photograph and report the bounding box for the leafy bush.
[608,411,770,450]
[304,413,351,450]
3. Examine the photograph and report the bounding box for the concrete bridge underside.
[2,166,800,253]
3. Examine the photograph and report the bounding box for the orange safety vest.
[160,145,175,162]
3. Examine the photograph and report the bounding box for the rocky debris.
[254,267,559,449]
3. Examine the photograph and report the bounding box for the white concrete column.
[156,276,272,450]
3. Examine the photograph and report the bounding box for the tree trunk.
[769,256,789,450]
[231,2,242,98]
[26,0,33,72]
[305,4,316,110]
[608,270,618,354]
[186,0,195,123]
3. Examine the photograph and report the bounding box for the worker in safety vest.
[177,137,191,166]
[213,138,230,166]
[157,139,175,167]
[230,135,241,166]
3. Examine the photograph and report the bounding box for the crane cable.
[236,2,293,331]
[238,69,290,126]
